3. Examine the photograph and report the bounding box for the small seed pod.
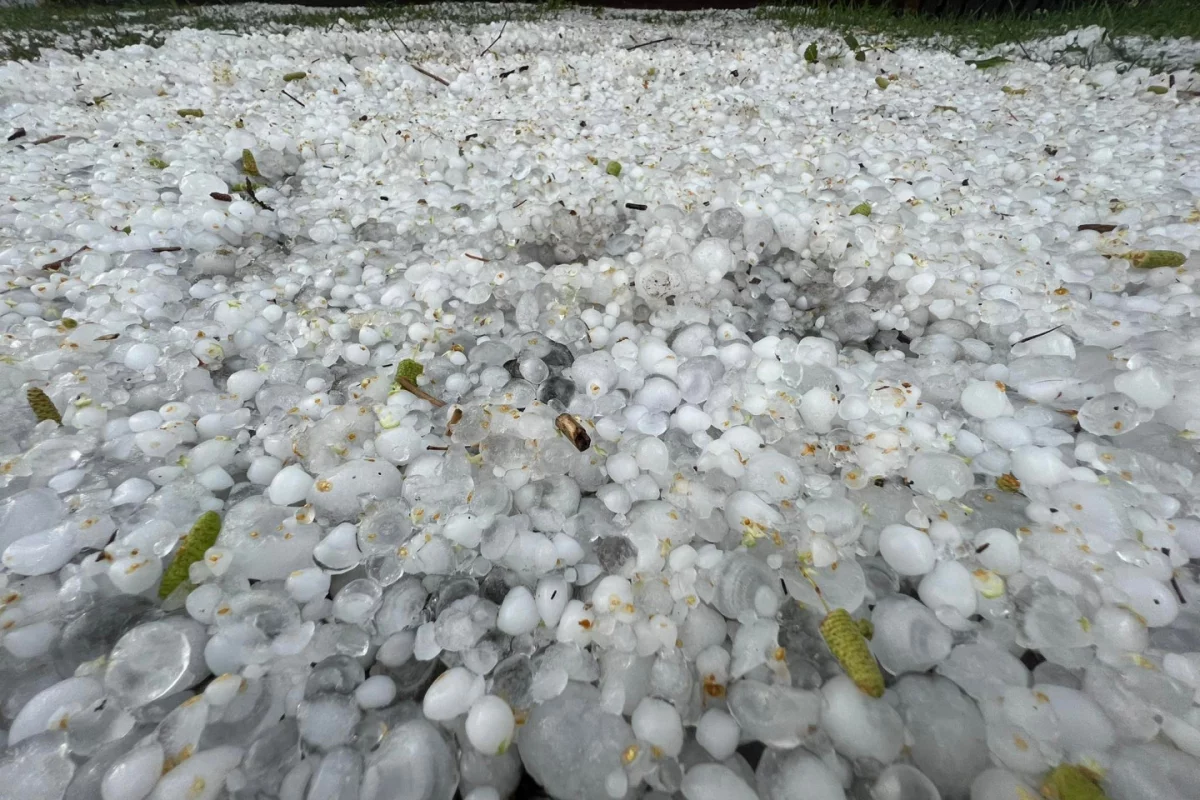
[159,511,222,600]
[1040,764,1108,800]
[26,387,61,424]
[820,607,885,698]
[1124,250,1186,269]
[241,149,260,177]
[555,413,591,452]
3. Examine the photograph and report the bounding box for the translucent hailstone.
[681,764,759,800]
[905,453,974,500]
[878,524,936,576]
[893,675,991,799]
[756,748,846,800]
[104,619,209,708]
[727,679,821,749]
[821,674,905,763]
[871,595,954,675]
[689,238,735,285]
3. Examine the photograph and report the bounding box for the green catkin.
[26,387,61,424]
[393,358,424,390]
[820,608,886,698]
[176,108,205,118]
[1040,765,1108,800]
[282,71,307,82]
[241,149,260,177]
[1147,85,1169,94]
[605,161,622,177]
[850,202,872,217]
[158,511,222,599]
[966,56,1011,69]
[1123,250,1186,269]
[804,43,818,64]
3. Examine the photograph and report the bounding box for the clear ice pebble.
[0,488,66,551]
[756,748,846,800]
[519,683,636,800]
[1113,366,1174,409]
[104,619,209,708]
[871,595,954,675]
[361,719,459,800]
[878,524,937,576]
[681,764,760,800]
[905,453,974,500]
[820,674,905,763]
[355,675,397,709]
[894,675,990,799]
[0,731,76,800]
[1113,567,1179,626]
[145,746,243,800]
[1033,684,1116,759]
[308,459,404,521]
[727,679,822,749]
[1076,393,1143,436]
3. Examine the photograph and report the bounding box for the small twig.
[426,445,449,451]
[498,65,529,80]
[1077,223,1117,233]
[151,246,182,253]
[1015,324,1064,345]
[625,202,648,211]
[1172,575,1186,605]
[512,199,526,209]
[33,134,66,145]
[243,179,274,212]
[382,17,409,51]
[281,89,305,108]
[41,246,89,272]
[626,36,673,51]
[398,376,446,407]
[480,18,507,58]
[409,63,450,87]
[6,127,25,141]
[464,252,490,262]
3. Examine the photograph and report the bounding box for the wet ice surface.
[2,4,1200,799]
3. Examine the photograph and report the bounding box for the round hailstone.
[355,675,398,709]
[268,465,313,506]
[681,764,760,800]
[877,524,936,576]
[960,380,1013,419]
[695,709,741,760]
[973,529,1021,576]
[631,697,684,757]
[918,561,978,619]
[423,667,484,721]
[689,238,734,285]
[465,694,515,755]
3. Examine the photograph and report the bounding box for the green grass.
[757,0,1200,55]
[0,0,1196,66]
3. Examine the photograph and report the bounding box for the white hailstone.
[108,554,163,594]
[799,387,840,433]
[1009,446,1073,488]
[606,452,640,483]
[973,529,1021,576]
[268,465,313,506]
[1092,605,1149,652]
[695,709,740,759]
[377,631,416,667]
[556,599,596,645]
[123,343,160,371]
[203,674,245,707]
[101,742,164,800]
[960,380,1014,419]
[465,695,515,755]
[186,584,223,624]
[343,343,371,365]
[820,675,905,763]
[285,568,331,603]
[918,560,978,618]
[591,575,634,614]
[634,377,682,413]
[1113,568,1179,627]
[146,746,243,800]
[1115,364,1175,409]
[497,586,541,635]
[681,764,760,800]
[631,697,684,757]
[355,675,397,709]
[690,238,735,284]
[227,369,267,398]
[247,456,283,485]
[535,576,571,626]
[423,667,484,721]
[878,524,936,576]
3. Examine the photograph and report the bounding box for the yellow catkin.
[26,387,61,424]
[159,511,222,599]
[1123,250,1186,269]
[1040,764,1109,800]
[241,149,260,177]
[820,608,885,698]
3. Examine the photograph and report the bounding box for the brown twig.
[41,245,89,271]
[626,36,673,51]
[243,179,273,212]
[464,252,490,262]
[1077,223,1117,233]
[281,89,305,108]
[498,66,529,80]
[410,63,450,87]
[7,127,25,142]
[33,134,66,145]
[480,19,507,58]
[555,413,591,451]
[1015,324,1064,345]
[398,376,446,407]
[151,246,182,253]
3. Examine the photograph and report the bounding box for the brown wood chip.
[555,413,591,451]
[1077,223,1117,233]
